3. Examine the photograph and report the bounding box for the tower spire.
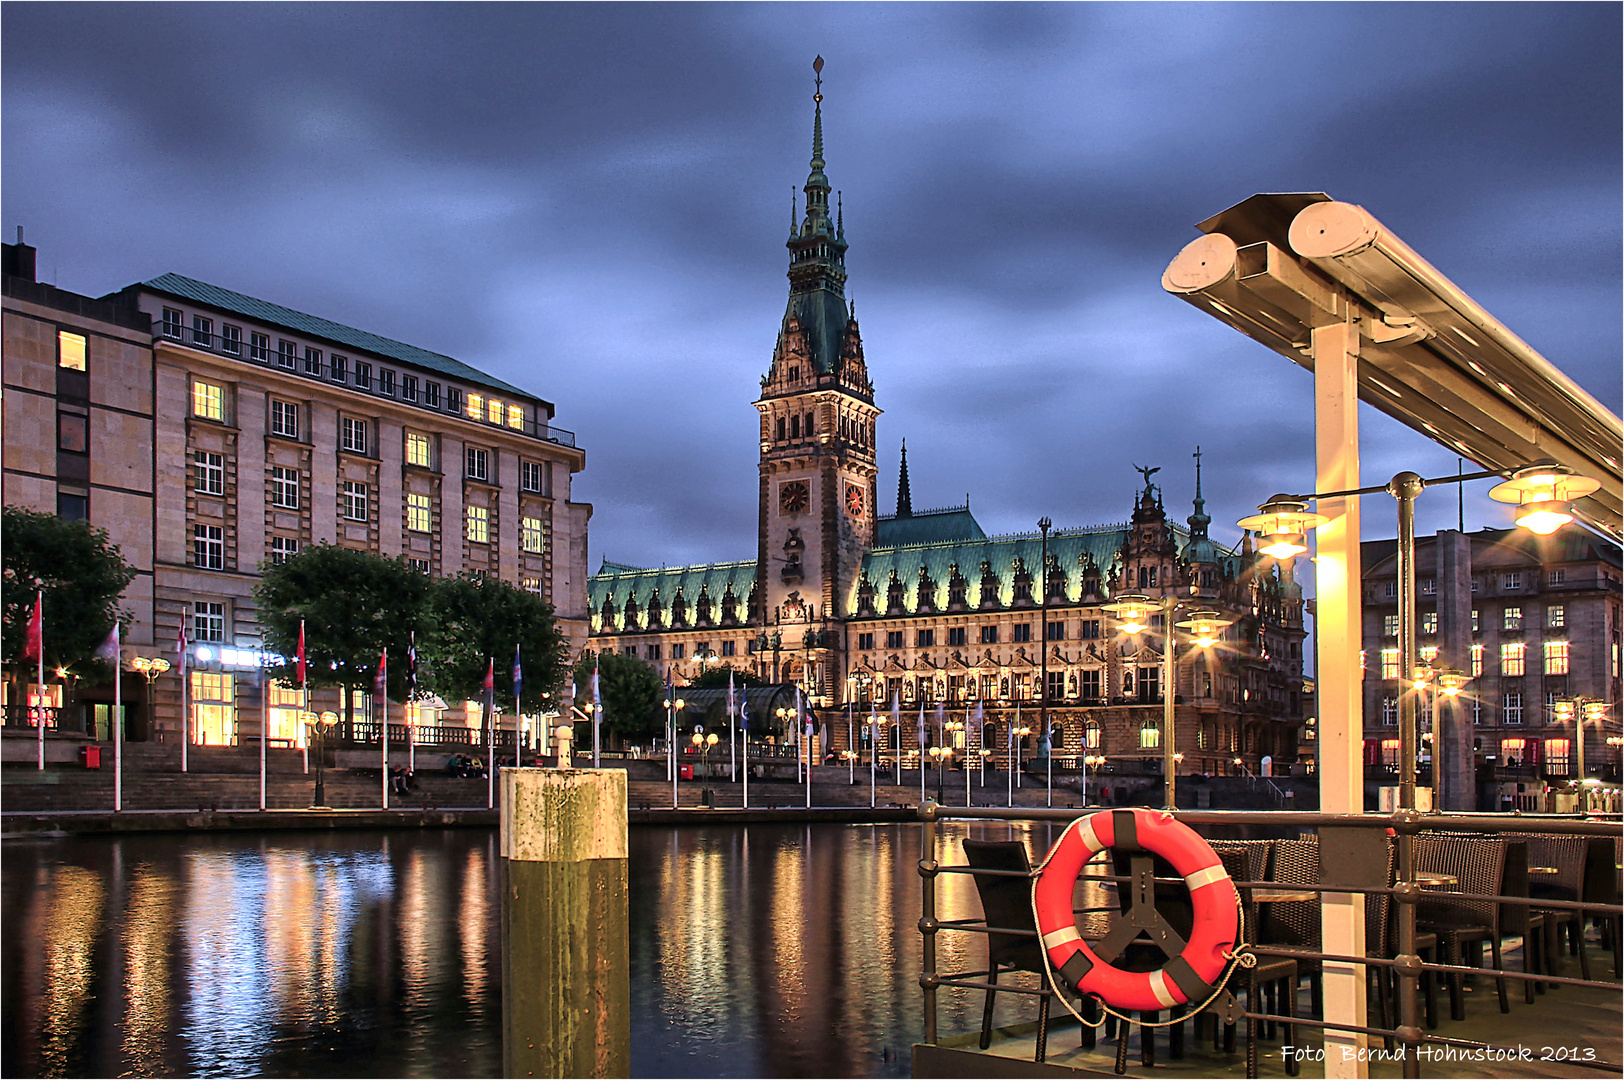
[1188,445,1211,537]
[896,440,914,518]
[780,56,851,377]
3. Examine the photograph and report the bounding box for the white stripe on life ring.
[1184,864,1230,892]
[1149,969,1179,1008]
[1076,815,1105,855]
[1042,925,1081,950]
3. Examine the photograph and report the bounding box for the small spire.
[837,190,844,238]
[791,187,797,235]
[1188,445,1211,538]
[896,439,913,518]
[811,56,825,170]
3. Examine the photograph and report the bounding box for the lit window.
[521,515,544,553]
[57,331,86,371]
[1419,645,1438,664]
[194,451,224,496]
[269,536,300,565]
[1546,605,1565,629]
[405,432,432,468]
[1471,609,1479,632]
[193,601,225,642]
[341,417,368,454]
[1470,643,1484,676]
[193,380,224,420]
[488,398,503,425]
[1383,614,1400,637]
[194,525,224,570]
[1380,648,1400,679]
[270,400,299,438]
[406,493,431,533]
[522,577,543,595]
[1420,611,1437,635]
[1501,642,1525,677]
[1503,606,1522,631]
[1545,738,1571,775]
[342,481,369,522]
[1139,723,1160,749]
[467,393,484,420]
[270,466,300,509]
[1381,739,1400,768]
[507,403,524,429]
[465,505,489,544]
[1543,641,1569,676]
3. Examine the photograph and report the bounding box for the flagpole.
[113,625,122,813]
[727,674,736,786]
[179,625,189,774]
[381,650,389,811]
[869,704,876,809]
[740,689,749,810]
[299,620,308,775]
[35,592,44,770]
[1008,703,1017,808]
[485,659,495,810]
[259,660,267,811]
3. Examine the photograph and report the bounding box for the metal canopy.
[1165,193,1622,540]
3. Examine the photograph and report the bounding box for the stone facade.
[1360,527,1623,788]
[3,243,591,743]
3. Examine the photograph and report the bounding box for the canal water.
[2,821,1064,1078]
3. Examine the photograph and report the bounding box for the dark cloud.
[4,2,1617,573]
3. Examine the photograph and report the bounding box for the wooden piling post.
[501,768,629,1078]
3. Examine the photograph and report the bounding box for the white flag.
[96,623,121,664]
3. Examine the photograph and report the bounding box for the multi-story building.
[586,81,1306,777]
[1361,526,1622,789]
[3,240,590,745]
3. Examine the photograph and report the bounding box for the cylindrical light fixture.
[1237,496,1329,560]
[1488,462,1601,535]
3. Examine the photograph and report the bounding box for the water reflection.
[4,820,1060,1079]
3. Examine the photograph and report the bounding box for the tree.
[253,544,429,728]
[572,648,663,739]
[420,574,568,714]
[685,663,765,690]
[2,508,136,686]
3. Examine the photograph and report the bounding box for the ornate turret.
[1185,446,1223,572]
[779,55,854,379]
[896,440,913,518]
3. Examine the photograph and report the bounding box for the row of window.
[1377,693,1577,728]
[629,640,741,661]
[854,619,1123,651]
[1372,640,1570,679]
[1368,736,1571,771]
[1377,569,1569,600]
[194,503,544,566]
[165,308,527,428]
[1381,604,1566,637]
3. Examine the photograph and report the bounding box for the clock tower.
[755,57,880,677]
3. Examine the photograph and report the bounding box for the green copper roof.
[588,558,758,634]
[133,273,541,405]
[875,507,986,547]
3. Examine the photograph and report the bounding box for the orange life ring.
[1033,808,1238,1012]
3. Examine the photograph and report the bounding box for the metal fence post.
[919,800,940,1047]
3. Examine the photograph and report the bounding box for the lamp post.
[311,710,337,807]
[1085,753,1107,805]
[129,656,170,747]
[663,695,685,808]
[1241,460,1600,813]
[1553,698,1611,798]
[1103,594,1230,809]
[1008,722,1031,807]
[928,745,951,801]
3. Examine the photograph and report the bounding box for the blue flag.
[512,643,523,699]
[739,689,749,731]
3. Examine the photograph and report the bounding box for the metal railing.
[918,803,1623,1078]
[159,327,576,447]
[2,706,64,730]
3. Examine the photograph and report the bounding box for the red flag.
[295,622,307,687]
[482,657,495,692]
[175,620,189,675]
[375,649,388,694]
[21,593,42,664]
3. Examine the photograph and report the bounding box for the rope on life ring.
[1028,808,1252,1029]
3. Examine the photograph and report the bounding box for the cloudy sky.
[5,3,1619,571]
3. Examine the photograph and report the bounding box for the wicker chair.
[1414,835,1510,1020]
[1260,839,1325,1019]
[1212,840,1300,1077]
[1508,833,1588,988]
[962,839,1058,1063]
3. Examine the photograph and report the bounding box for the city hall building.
[3,238,590,746]
[586,90,1309,777]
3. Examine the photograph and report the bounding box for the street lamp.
[1007,722,1031,807]
[1103,593,1230,809]
[1552,698,1610,791]
[129,656,171,746]
[1085,753,1108,805]
[663,696,686,807]
[311,710,337,806]
[928,744,951,801]
[1241,460,1601,813]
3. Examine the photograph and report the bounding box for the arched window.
[790,415,800,439]
[1085,721,1102,750]
[1139,720,1160,749]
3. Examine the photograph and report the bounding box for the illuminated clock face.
[780,480,810,515]
[846,483,865,517]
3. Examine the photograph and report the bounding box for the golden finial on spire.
[813,55,824,102]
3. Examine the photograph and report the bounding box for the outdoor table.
[1414,871,1457,887]
[1527,866,1559,875]
[1252,888,1317,903]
